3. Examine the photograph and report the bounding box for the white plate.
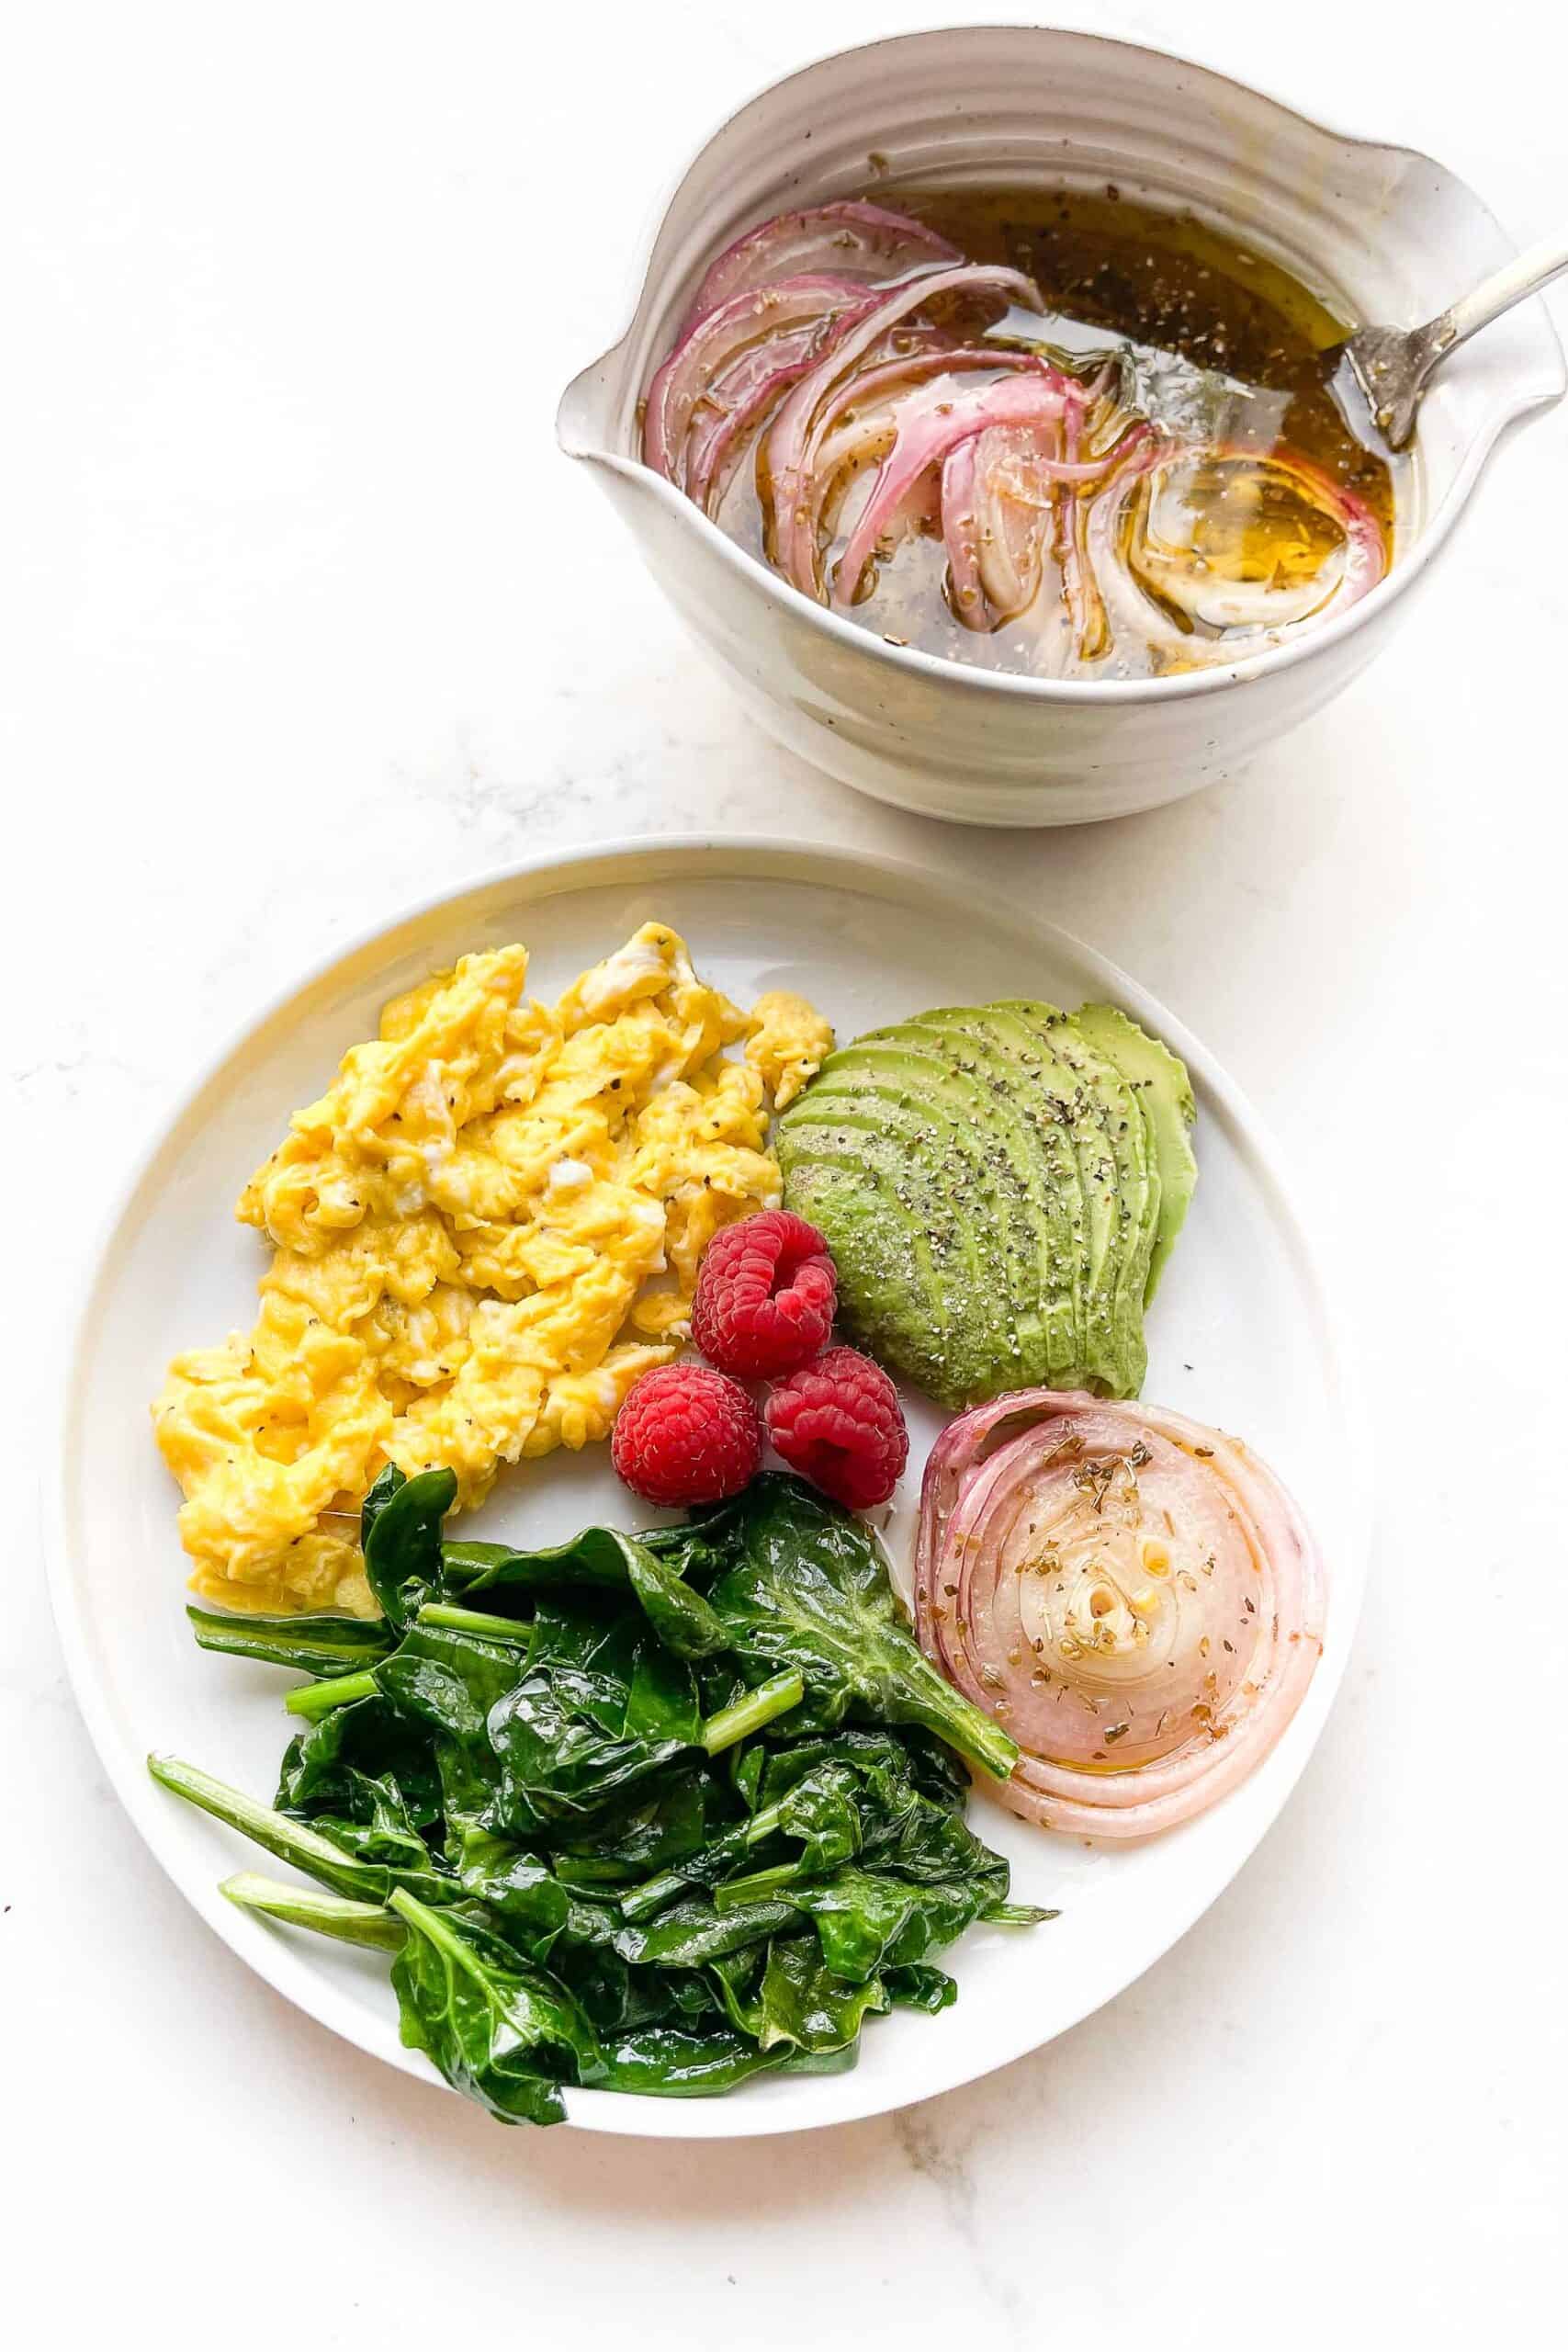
[48,839,1365,2138]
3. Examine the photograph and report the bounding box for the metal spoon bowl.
[1330,232,1568,448]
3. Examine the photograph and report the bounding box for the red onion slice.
[1057,391,1111,662]
[804,353,1048,606]
[642,273,873,491]
[942,412,1138,628]
[681,305,890,514]
[940,435,987,625]
[830,371,1076,609]
[762,265,1046,594]
[914,1388,1325,1839]
[682,201,962,332]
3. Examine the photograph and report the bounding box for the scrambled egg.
[744,990,835,1110]
[153,925,831,1616]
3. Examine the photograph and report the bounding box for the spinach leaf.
[362,1464,457,1629]
[479,1594,716,1836]
[450,1832,572,1962]
[705,1476,1019,1780]
[276,1693,443,1827]
[620,1518,736,1589]
[758,1743,1010,1893]
[389,1891,604,2126]
[595,2025,795,2098]
[623,1637,705,1748]
[434,1735,507,1849]
[884,1963,959,2015]
[489,1671,690,1836]
[445,1525,728,1660]
[376,1621,525,1746]
[558,1943,724,2038]
[770,1763,864,1874]
[525,1598,658,1728]
[186,1604,393,1678]
[766,1866,1008,1982]
[713,1935,891,2054]
[547,1772,727,1876]
[300,1772,447,1894]
[640,1758,868,1905]
[751,1724,973,1816]
[612,1891,795,1971]
[619,1732,1004,1922]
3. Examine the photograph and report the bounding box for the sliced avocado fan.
[774,998,1197,1410]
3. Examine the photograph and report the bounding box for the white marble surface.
[6,2,1566,2340]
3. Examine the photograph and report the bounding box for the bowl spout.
[556,340,630,466]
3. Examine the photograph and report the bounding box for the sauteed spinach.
[152,1472,1048,2126]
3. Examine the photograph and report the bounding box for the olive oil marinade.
[709,182,1400,679]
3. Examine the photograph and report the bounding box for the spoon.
[1328,232,1568,448]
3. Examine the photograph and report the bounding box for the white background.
[6,2,1564,2341]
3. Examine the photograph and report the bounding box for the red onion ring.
[914,1389,1325,1840]
[1083,440,1385,663]
[682,201,962,333]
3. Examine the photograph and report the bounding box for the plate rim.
[45,832,1370,2138]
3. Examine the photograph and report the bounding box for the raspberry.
[765,1345,908,1510]
[611,1363,761,1507]
[692,1210,838,1379]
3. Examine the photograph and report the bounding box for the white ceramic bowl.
[557,26,1563,827]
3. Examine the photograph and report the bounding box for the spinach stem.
[615,1669,807,1925]
[387,1885,468,1966]
[221,1872,406,1951]
[283,1667,381,1721]
[146,1753,380,1899]
[416,1601,531,1642]
[711,1861,800,1910]
[700,1668,804,1757]
[618,1793,792,1923]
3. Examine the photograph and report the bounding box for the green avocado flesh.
[775,999,1197,1410]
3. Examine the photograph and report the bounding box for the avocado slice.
[777,1091,1014,1406]
[838,1025,1060,1382]
[994,1001,1156,1395]
[890,1008,1085,1385]
[1071,1002,1198,1300]
[773,1145,954,1397]
[775,994,1197,1410]
[780,1072,1020,1411]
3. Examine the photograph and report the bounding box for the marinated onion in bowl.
[642,187,1399,681]
[913,1389,1326,1839]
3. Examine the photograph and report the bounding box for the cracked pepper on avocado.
[151,918,1325,2125]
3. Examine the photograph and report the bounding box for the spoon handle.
[1443,231,1568,353]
